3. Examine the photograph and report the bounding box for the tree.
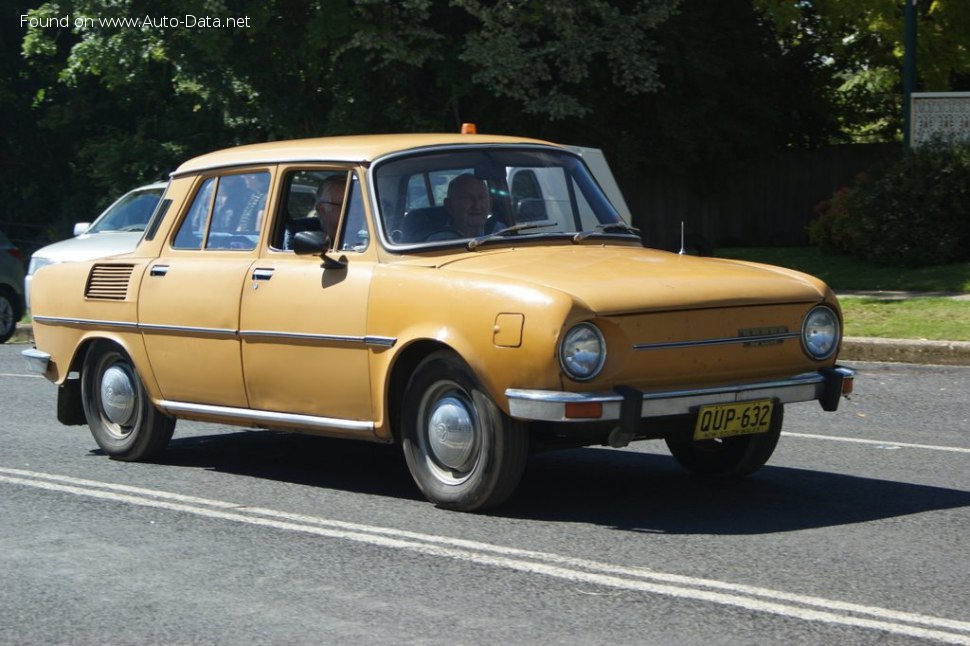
[9,0,885,247]
[755,0,970,142]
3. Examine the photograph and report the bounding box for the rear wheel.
[81,341,175,461]
[401,351,528,511]
[665,405,784,477]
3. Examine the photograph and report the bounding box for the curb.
[840,336,970,366]
[8,324,970,366]
[10,323,32,345]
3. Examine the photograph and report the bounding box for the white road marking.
[783,432,970,454]
[2,466,969,644]
[0,373,43,378]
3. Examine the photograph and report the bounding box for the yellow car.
[23,133,854,511]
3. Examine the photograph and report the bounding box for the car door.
[139,169,274,407]
[239,168,376,427]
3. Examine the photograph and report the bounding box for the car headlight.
[27,256,55,276]
[559,322,606,381]
[801,305,840,360]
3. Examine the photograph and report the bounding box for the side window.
[573,177,599,230]
[406,175,430,210]
[511,170,542,202]
[172,177,215,250]
[429,169,471,205]
[271,169,350,251]
[338,174,369,252]
[207,172,269,250]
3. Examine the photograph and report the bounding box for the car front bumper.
[506,367,855,426]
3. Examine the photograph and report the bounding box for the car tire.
[401,350,528,511]
[0,289,16,344]
[665,404,784,477]
[81,341,175,461]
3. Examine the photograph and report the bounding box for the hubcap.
[427,394,476,471]
[100,364,136,426]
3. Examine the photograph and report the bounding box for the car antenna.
[678,221,686,255]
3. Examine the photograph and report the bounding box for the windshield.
[87,187,165,234]
[373,147,630,247]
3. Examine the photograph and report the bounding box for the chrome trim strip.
[139,323,238,337]
[170,158,367,178]
[238,331,396,348]
[634,332,800,351]
[506,371,834,422]
[159,400,374,432]
[31,315,396,347]
[21,348,51,375]
[32,315,139,330]
[365,335,397,348]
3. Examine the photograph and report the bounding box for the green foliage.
[810,142,970,267]
[849,142,970,266]
[456,0,676,120]
[755,0,970,142]
[5,0,937,252]
[808,185,858,253]
[840,298,970,341]
[715,246,970,292]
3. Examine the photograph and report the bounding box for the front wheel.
[0,289,16,344]
[665,404,784,477]
[81,341,175,461]
[401,351,528,511]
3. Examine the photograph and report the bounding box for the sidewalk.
[11,321,970,366]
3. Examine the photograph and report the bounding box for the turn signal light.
[461,123,477,134]
[564,402,602,419]
[842,376,854,396]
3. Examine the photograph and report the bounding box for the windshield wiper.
[572,222,640,243]
[467,221,557,250]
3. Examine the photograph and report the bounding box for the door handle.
[150,265,169,277]
[252,268,275,281]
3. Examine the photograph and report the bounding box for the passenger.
[314,175,347,240]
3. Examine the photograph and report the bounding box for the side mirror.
[291,229,346,269]
[73,222,91,236]
[291,230,328,255]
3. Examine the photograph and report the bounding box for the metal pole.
[903,0,917,147]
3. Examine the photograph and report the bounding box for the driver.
[433,174,490,239]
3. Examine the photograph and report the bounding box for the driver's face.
[445,178,490,237]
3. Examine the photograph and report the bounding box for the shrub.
[808,183,859,254]
[811,141,970,267]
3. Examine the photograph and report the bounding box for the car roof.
[173,133,560,177]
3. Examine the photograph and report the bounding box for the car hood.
[422,245,829,314]
[31,232,142,265]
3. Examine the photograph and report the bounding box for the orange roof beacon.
[23,133,854,511]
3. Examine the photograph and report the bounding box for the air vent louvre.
[85,264,134,300]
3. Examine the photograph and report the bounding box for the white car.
[26,182,166,308]
[0,230,26,344]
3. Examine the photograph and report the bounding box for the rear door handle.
[252,268,275,281]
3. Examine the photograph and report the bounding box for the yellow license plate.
[693,400,774,441]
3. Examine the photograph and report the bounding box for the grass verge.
[717,247,970,341]
[839,298,970,341]
[715,247,970,292]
